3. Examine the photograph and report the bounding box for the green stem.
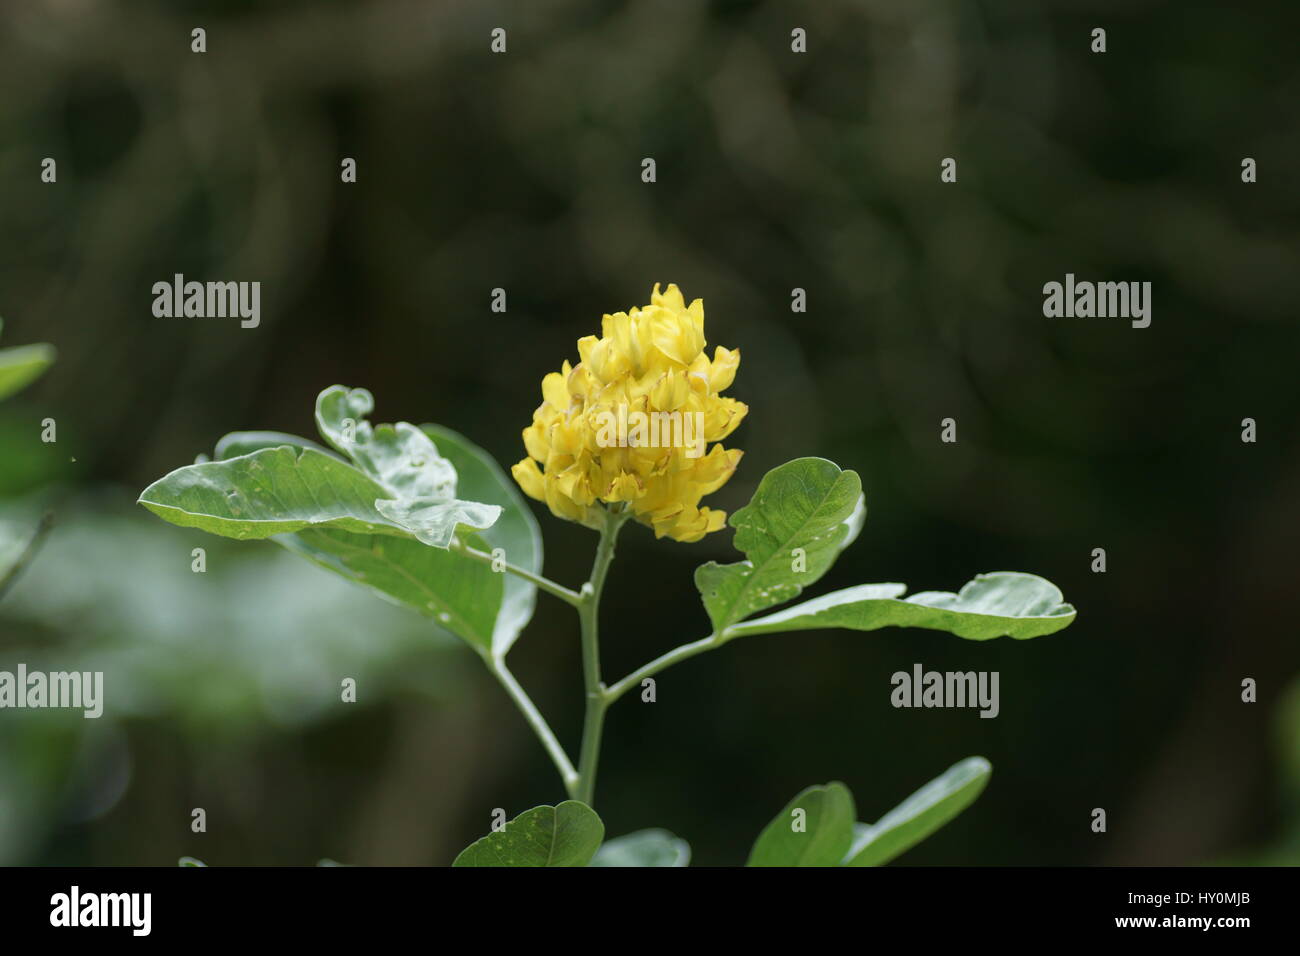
[489,660,579,796]
[451,537,583,607]
[573,507,628,807]
[604,631,725,704]
[0,511,53,601]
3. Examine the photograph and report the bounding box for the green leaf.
[278,529,503,651]
[696,458,862,632]
[844,757,992,866]
[138,445,417,540]
[138,389,515,652]
[840,491,867,553]
[590,829,690,867]
[421,424,542,657]
[143,387,501,550]
[314,386,499,547]
[746,781,856,867]
[213,428,519,653]
[726,572,1076,642]
[0,343,55,401]
[214,430,337,461]
[200,429,505,651]
[452,801,604,867]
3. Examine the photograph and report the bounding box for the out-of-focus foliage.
[0,318,55,402]
[1222,679,1300,865]
[0,491,474,864]
[0,0,1296,865]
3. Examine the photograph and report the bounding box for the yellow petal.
[541,371,569,410]
[511,458,546,501]
[514,284,743,541]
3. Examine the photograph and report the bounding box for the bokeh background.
[1,0,1298,866]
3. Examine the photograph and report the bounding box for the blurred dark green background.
[1,0,1298,866]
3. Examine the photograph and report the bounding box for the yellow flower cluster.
[512,284,747,542]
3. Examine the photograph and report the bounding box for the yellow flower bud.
[513,284,746,542]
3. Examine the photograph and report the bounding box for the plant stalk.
[573,507,627,806]
[0,511,54,601]
[490,660,579,795]
[451,537,583,607]
[604,631,724,704]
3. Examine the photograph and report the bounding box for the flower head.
[512,284,746,542]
